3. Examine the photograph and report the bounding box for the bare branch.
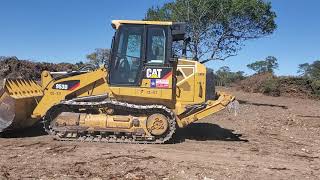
[200,54,237,64]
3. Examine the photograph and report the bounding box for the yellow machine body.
[0,20,236,140]
[0,59,234,132]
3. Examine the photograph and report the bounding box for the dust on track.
[0,87,319,180]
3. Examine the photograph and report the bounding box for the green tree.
[145,0,277,63]
[297,63,311,77]
[215,66,245,86]
[298,60,320,97]
[247,60,267,74]
[310,61,320,80]
[86,48,111,67]
[298,60,320,80]
[247,56,278,74]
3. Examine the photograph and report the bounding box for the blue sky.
[0,0,319,75]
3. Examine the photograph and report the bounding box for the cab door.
[109,24,145,86]
[139,25,174,98]
[109,24,175,104]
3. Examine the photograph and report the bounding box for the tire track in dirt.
[0,87,319,179]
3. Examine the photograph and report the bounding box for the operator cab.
[109,20,185,86]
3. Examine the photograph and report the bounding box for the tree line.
[84,0,277,68]
[215,56,319,86]
[70,0,319,90]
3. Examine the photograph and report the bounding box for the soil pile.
[0,57,78,80]
[236,73,275,94]
[278,77,315,99]
[236,73,319,99]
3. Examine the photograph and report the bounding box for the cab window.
[146,27,167,64]
[110,25,144,85]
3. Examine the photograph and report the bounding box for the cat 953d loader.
[0,20,237,144]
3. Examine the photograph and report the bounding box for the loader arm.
[32,68,109,118]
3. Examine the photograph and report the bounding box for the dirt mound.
[236,73,318,99]
[236,73,279,95]
[0,57,78,80]
[278,77,315,99]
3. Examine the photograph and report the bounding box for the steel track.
[43,99,176,144]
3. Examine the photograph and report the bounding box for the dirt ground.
[0,87,319,180]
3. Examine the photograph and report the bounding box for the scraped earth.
[0,87,319,180]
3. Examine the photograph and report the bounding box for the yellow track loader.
[0,20,237,143]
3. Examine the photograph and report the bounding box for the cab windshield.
[110,25,144,85]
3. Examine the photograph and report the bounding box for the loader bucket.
[0,79,43,133]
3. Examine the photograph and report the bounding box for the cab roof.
[111,20,174,29]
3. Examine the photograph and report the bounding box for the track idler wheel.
[146,114,169,136]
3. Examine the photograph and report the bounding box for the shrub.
[236,73,320,99]
[311,79,320,98]
[261,77,280,96]
[214,66,245,86]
